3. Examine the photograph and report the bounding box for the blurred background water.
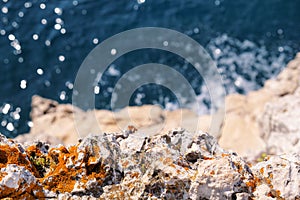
[0,0,299,137]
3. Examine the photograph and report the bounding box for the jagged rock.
[99,130,243,199]
[0,164,37,198]
[0,140,55,198]
[3,130,300,199]
[189,154,253,199]
[251,154,300,199]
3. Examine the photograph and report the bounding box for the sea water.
[0,0,299,137]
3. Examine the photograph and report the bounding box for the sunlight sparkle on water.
[2,104,10,114]
[45,40,51,46]
[277,29,284,35]
[12,21,19,28]
[60,28,66,34]
[6,122,14,131]
[32,34,39,40]
[40,3,46,10]
[93,38,99,44]
[66,81,73,90]
[1,6,8,14]
[163,41,168,46]
[18,11,24,17]
[58,55,65,62]
[54,7,62,15]
[137,0,145,4]
[20,80,27,89]
[94,86,100,94]
[11,40,21,51]
[54,24,62,30]
[24,2,32,8]
[59,91,66,100]
[27,121,33,127]
[18,57,23,63]
[41,19,47,25]
[8,34,15,41]
[110,48,117,55]
[37,68,44,75]
[73,1,78,6]
[55,18,63,24]
[0,30,6,35]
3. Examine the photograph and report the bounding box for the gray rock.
[259,91,300,155]
[189,153,253,199]
[0,164,36,196]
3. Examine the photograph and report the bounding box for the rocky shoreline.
[16,52,300,160]
[1,53,300,199]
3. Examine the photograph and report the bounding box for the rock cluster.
[1,129,300,199]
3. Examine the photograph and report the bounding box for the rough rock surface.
[2,130,300,199]
[15,53,300,160]
[251,154,300,199]
[259,87,300,156]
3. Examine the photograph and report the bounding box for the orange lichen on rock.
[39,144,107,194]
[259,167,264,175]
[0,136,109,198]
[267,189,283,199]
[130,171,140,179]
[0,144,36,174]
[245,176,260,192]
[41,145,79,193]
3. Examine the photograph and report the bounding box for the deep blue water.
[0,0,299,137]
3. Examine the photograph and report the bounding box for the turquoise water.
[0,0,299,137]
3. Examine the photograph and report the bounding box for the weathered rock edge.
[1,129,299,199]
